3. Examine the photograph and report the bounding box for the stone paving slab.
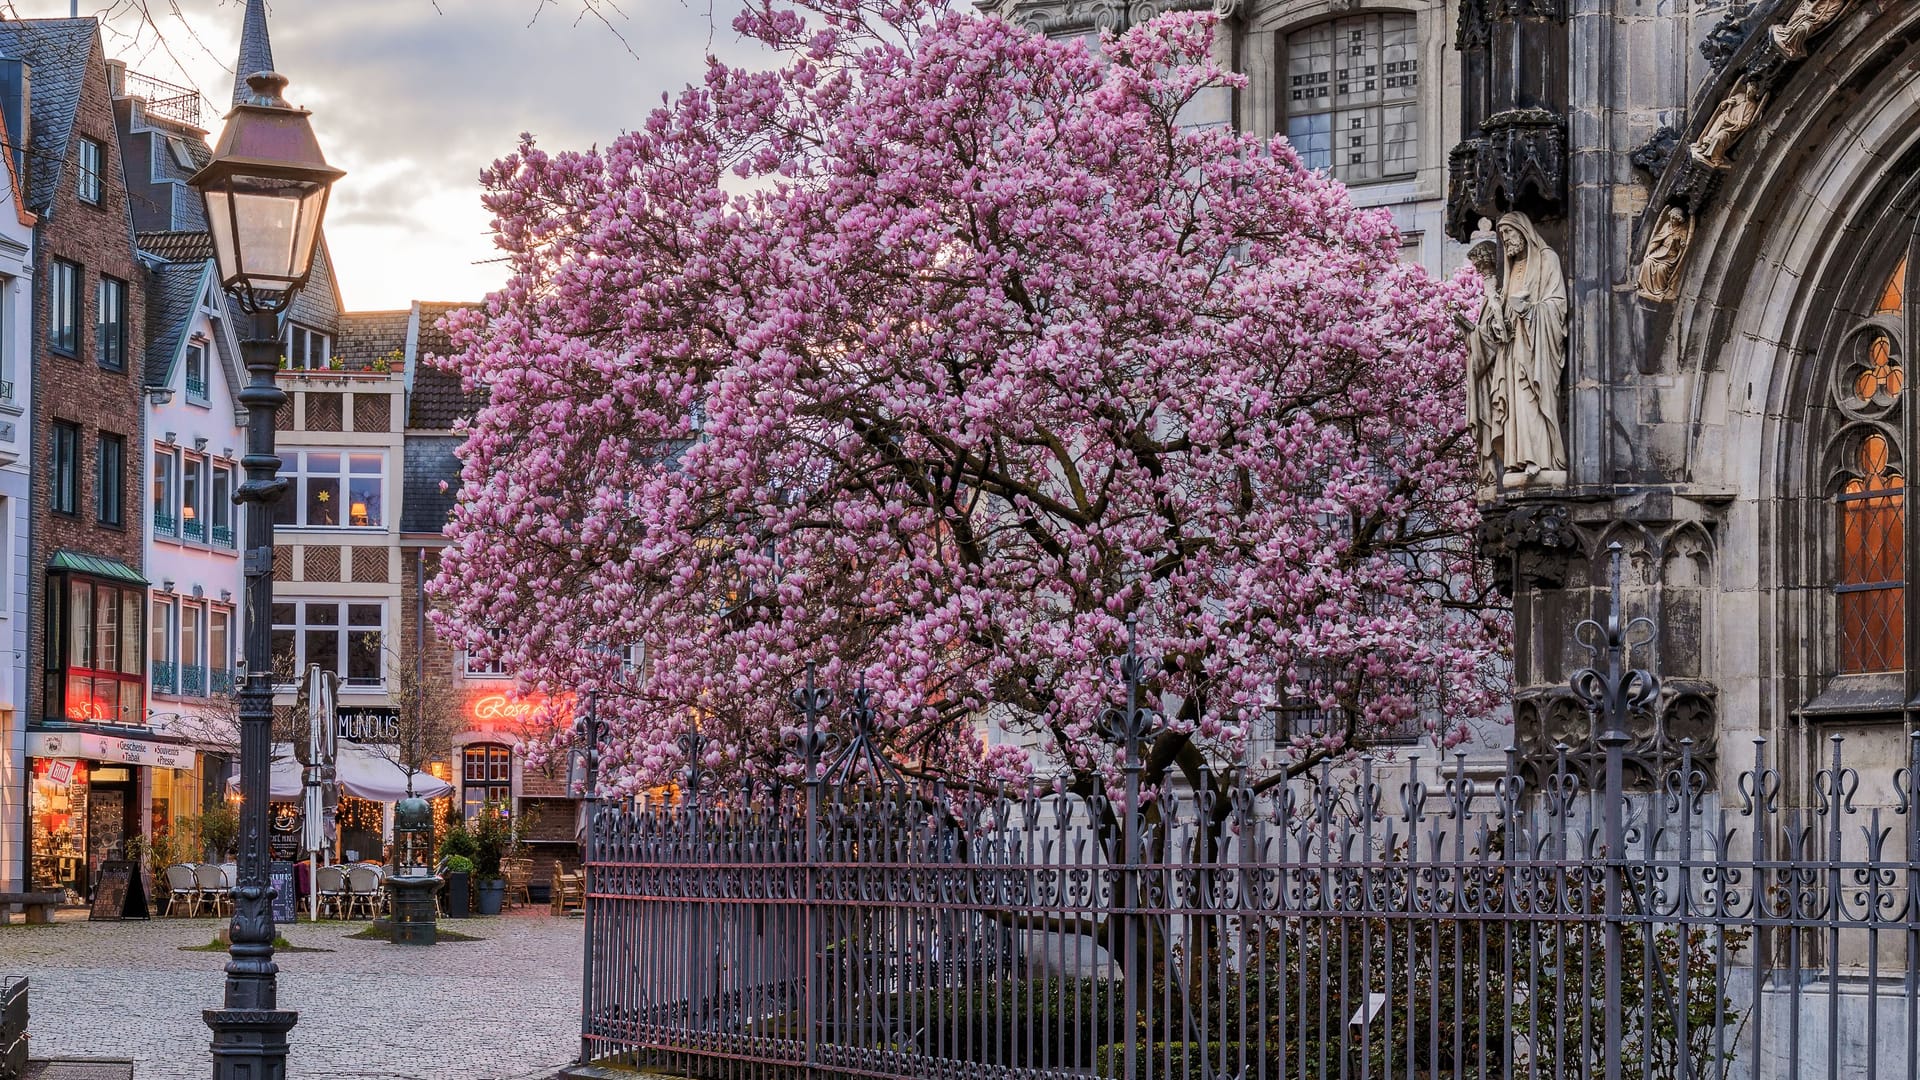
[0,910,581,1080]
[24,1061,135,1080]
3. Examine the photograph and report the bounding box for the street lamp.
[190,69,342,1080]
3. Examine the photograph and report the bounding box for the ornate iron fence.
[578,560,1920,1079]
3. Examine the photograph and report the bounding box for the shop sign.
[28,732,197,771]
[336,708,400,744]
[468,692,571,728]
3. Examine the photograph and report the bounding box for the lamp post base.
[204,1007,297,1080]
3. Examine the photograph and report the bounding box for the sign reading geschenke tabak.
[336,707,400,744]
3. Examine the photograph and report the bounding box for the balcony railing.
[179,665,205,696]
[185,374,208,399]
[151,660,177,695]
[211,524,234,548]
[153,511,176,536]
[210,668,235,695]
[183,518,205,543]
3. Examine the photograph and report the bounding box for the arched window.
[461,743,513,820]
[1283,13,1420,184]
[1832,256,1908,674]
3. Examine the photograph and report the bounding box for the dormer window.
[285,322,331,370]
[77,138,103,205]
[167,136,196,171]
[184,342,209,402]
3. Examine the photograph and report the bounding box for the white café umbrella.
[229,743,452,802]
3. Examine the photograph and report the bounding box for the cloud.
[14,0,775,307]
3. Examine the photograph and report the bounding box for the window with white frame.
[1284,13,1420,184]
[209,607,233,693]
[270,600,384,688]
[0,276,13,403]
[178,601,206,696]
[210,462,235,548]
[150,595,176,694]
[0,496,10,619]
[152,445,178,537]
[184,342,209,402]
[181,454,207,542]
[50,260,79,355]
[463,628,509,679]
[284,323,332,370]
[273,451,384,528]
[77,137,103,205]
[461,744,513,820]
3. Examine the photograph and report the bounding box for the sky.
[13,0,766,310]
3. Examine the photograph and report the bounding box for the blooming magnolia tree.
[431,0,1506,801]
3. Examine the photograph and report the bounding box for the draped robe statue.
[1464,235,1504,491]
[1468,212,1568,487]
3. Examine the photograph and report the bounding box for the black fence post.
[1571,542,1659,1080]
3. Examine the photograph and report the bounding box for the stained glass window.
[1838,433,1905,673]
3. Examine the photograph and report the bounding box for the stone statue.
[1464,229,1505,492]
[1690,79,1768,168]
[1770,0,1847,59]
[1476,212,1568,487]
[1636,206,1693,303]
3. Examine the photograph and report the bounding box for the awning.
[235,741,453,802]
[48,549,148,585]
[27,730,197,771]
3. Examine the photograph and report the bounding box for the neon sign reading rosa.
[468,693,571,727]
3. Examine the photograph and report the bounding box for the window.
[461,744,513,820]
[270,601,384,688]
[76,137,103,204]
[463,628,509,679]
[1285,14,1420,183]
[209,607,233,694]
[184,343,208,402]
[273,450,384,528]
[284,323,331,370]
[151,596,176,694]
[166,136,196,170]
[152,446,178,536]
[180,602,205,696]
[1832,257,1909,675]
[50,421,79,514]
[181,455,207,542]
[95,433,123,526]
[97,276,126,371]
[211,463,235,547]
[50,260,79,354]
[44,575,143,723]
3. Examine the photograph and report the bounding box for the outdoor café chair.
[345,865,382,920]
[502,858,533,909]
[314,865,348,920]
[193,863,232,917]
[163,864,200,917]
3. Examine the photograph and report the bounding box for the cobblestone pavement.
[0,909,582,1080]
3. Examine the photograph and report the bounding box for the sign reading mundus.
[336,707,400,744]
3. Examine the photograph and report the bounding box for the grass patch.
[181,934,332,953]
[345,923,483,943]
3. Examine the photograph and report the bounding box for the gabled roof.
[0,19,100,213]
[406,301,481,430]
[233,0,275,107]
[142,258,205,388]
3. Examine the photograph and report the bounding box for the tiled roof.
[285,239,341,332]
[334,309,408,374]
[233,0,276,107]
[142,259,205,388]
[401,435,462,534]
[136,230,212,263]
[0,20,99,213]
[408,302,481,430]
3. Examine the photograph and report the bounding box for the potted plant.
[469,800,517,916]
[438,820,477,918]
[192,805,240,863]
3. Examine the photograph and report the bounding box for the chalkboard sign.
[270,862,297,923]
[89,860,149,921]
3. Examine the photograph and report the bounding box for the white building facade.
[0,104,32,892]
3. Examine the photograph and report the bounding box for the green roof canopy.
[49,550,148,586]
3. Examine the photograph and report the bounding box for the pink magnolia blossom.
[429,0,1508,796]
